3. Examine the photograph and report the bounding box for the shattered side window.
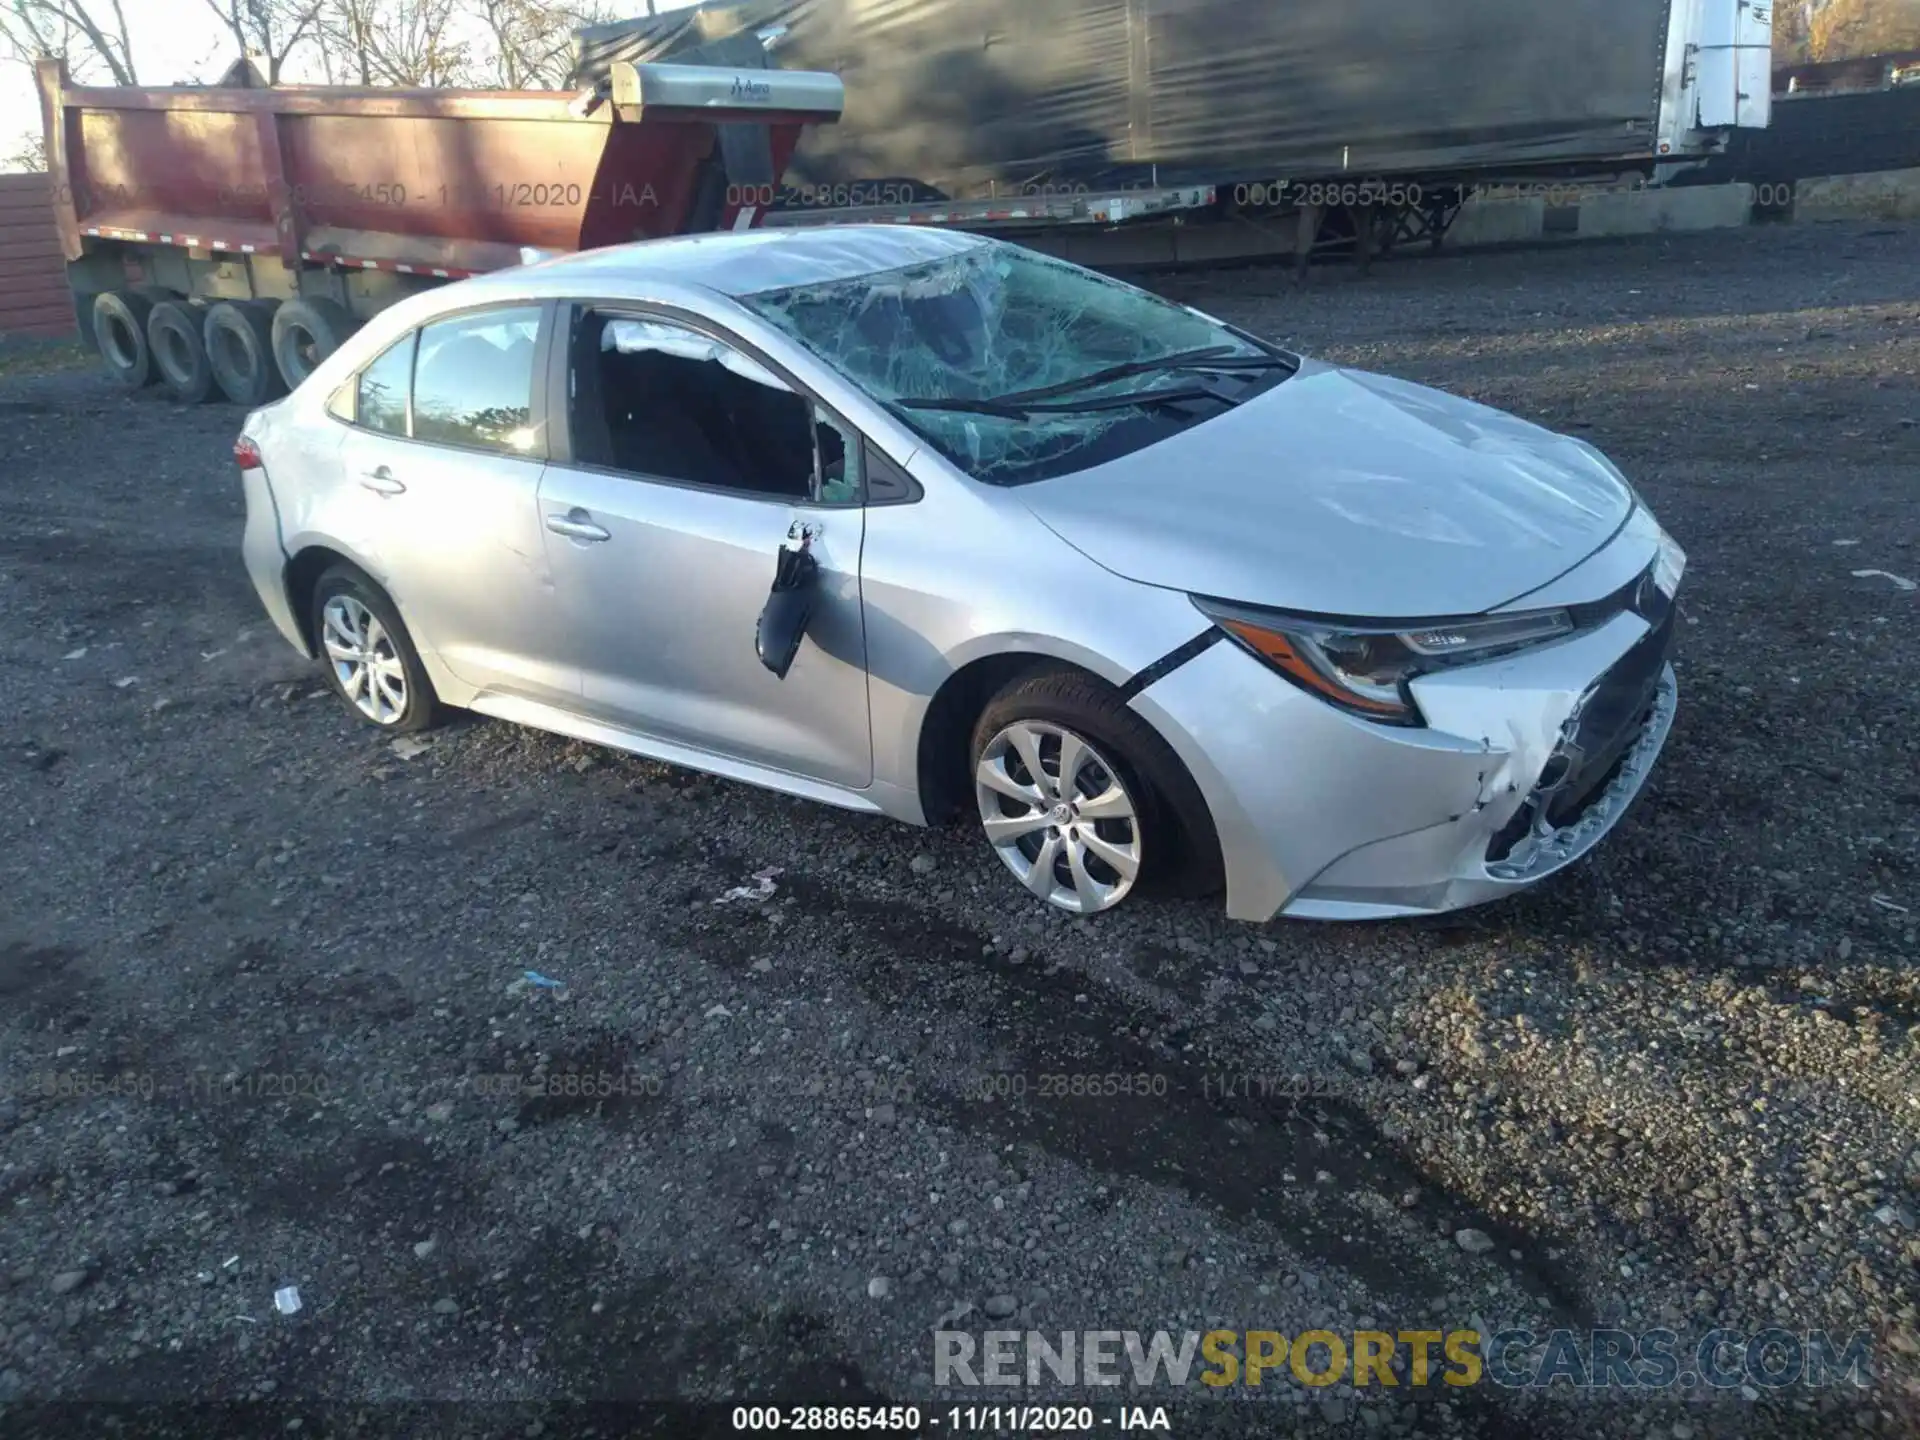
[736,243,1286,484]
[572,309,819,500]
[812,407,861,505]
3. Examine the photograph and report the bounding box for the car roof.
[473,224,993,301]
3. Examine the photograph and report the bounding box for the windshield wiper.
[989,345,1293,405]
[894,385,1225,419]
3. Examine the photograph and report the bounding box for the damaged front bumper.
[1486,665,1676,884]
[1282,660,1677,918]
[1127,599,1679,923]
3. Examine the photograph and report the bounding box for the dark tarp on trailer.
[573,0,1676,200]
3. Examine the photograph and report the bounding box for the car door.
[534,303,872,789]
[326,300,576,705]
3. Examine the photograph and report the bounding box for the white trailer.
[1657,0,1776,157]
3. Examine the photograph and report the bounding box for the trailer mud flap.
[706,32,776,220]
[686,120,776,231]
[718,122,776,190]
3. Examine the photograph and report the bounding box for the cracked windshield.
[738,244,1294,484]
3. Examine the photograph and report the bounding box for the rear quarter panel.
[246,395,386,643]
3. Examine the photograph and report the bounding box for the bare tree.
[317,0,472,86]
[202,0,329,83]
[472,0,616,88]
[0,0,139,84]
[311,0,372,82]
[309,0,622,89]
[4,125,48,170]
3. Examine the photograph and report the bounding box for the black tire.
[205,300,285,406]
[146,300,217,404]
[271,296,357,391]
[92,290,157,389]
[307,565,444,734]
[969,665,1223,910]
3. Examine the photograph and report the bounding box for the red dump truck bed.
[34,55,843,403]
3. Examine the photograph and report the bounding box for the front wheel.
[969,667,1221,915]
[309,566,442,733]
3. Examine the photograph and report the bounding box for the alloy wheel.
[321,593,408,724]
[974,720,1143,914]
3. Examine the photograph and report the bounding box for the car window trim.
[545,299,900,510]
[335,329,414,437]
[325,299,556,465]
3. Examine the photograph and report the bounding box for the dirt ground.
[1,220,1916,1439]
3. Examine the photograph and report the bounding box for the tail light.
[234,435,262,470]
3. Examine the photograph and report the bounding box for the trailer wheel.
[205,300,286,406]
[93,290,157,389]
[147,300,217,404]
[272,297,356,391]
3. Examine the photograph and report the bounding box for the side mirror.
[755,536,820,679]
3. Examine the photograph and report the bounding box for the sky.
[3,0,702,168]
[6,0,237,160]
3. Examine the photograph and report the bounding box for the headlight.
[1617,474,1686,603]
[1192,598,1576,726]
[1652,526,1687,600]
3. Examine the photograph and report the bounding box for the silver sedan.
[237,226,1685,921]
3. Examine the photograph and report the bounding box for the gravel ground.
[1,220,1916,1439]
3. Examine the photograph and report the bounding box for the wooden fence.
[0,172,74,339]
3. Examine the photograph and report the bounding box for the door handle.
[360,466,406,496]
[546,510,611,543]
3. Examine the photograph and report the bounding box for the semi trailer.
[573,0,1775,266]
[35,55,844,402]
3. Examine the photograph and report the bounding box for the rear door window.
[410,307,544,456]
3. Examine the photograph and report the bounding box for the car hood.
[1016,359,1635,618]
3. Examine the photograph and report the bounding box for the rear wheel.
[205,300,284,406]
[147,300,216,403]
[969,667,1221,915]
[271,297,356,391]
[93,290,157,389]
[308,566,443,733]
